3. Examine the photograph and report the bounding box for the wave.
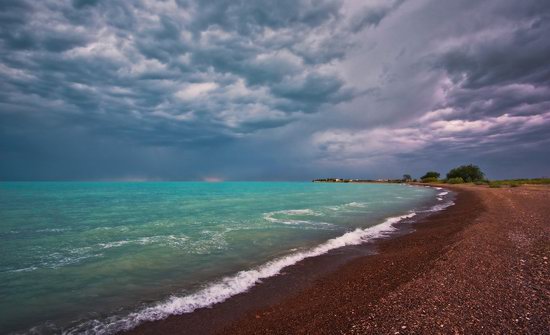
[419,194,455,212]
[427,200,455,212]
[263,208,330,226]
[430,187,452,207]
[98,235,190,250]
[7,266,38,273]
[265,203,371,224]
[41,251,104,270]
[277,209,321,216]
[3,250,101,274]
[418,186,451,203]
[97,232,225,255]
[36,228,70,233]
[93,226,130,232]
[345,201,369,208]
[98,240,133,249]
[327,202,369,211]
[6,235,193,274]
[65,211,419,334]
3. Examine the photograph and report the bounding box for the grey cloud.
[187,0,342,35]
[434,2,550,89]
[1,0,548,181]
[271,73,355,112]
[348,0,405,32]
[442,84,550,121]
[308,0,550,179]
[428,3,550,137]
[72,0,100,9]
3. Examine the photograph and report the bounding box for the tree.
[421,171,440,180]
[403,174,412,181]
[446,164,485,182]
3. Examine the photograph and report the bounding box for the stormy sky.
[1,0,549,181]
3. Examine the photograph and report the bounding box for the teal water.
[0,182,445,334]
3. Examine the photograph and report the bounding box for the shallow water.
[0,182,445,334]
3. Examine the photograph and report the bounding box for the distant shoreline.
[312,178,406,183]
[125,184,549,334]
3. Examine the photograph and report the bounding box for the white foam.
[99,235,190,250]
[327,202,369,211]
[264,217,332,226]
[190,231,228,254]
[18,235,191,273]
[263,208,328,225]
[43,252,103,269]
[346,201,369,208]
[263,214,312,225]
[423,200,455,212]
[36,228,69,233]
[98,232,224,255]
[7,266,38,273]
[282,209,320,215]
[93,226,130,232]
[421,187,454,212]
[98,240,133,249]
[66,212,417,335]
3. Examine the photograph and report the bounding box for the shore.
[125,184,549,334]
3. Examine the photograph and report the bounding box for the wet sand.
[126,184,549,334]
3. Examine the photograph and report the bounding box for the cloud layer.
[1,0,549,180]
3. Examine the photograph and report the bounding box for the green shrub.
[486,178,549,187]
[499,178,550,185]
[489,183,501,188]
[421,171,440,180]
[421,177,439,183]
[446,164,485,182]
[447,177,464,184]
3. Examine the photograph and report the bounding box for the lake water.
[0,182,449,334]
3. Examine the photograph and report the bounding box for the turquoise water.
[0,182,445,334]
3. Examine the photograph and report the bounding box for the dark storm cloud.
[310,0,550,179]
[435,17,550,89]
[414,1,550,164]
[1,0,549,180]
[72,0,100,9]
[347,0,405,32]
[0,0,381,140]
